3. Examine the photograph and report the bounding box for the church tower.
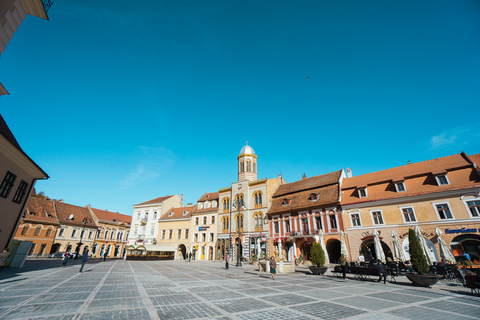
[238,142,257,182]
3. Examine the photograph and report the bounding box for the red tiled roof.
[134,195,173,206]
[54,201,97,228]
[23,197,59,225]
[273,170,342,197]
[90,207,131,225]
[469,153,480,167]
[161,206,195,220]
[342,153,472,189]
[198,192,219,202]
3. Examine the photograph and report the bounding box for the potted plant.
[295,254,304,266]
[405,229,441,287]
[252,254,258,266]
[308,242,328,275]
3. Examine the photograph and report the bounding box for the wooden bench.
[348,266,381,281]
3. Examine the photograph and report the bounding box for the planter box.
[406,273,441,288]
[309,266,328,275]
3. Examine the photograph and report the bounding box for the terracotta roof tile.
[198,192,219,202]
[273,170,342,197]
[161,206,195,220]
[54,201,97,228]
[134,195,173,206]
[23,197,59,225]
[90,207,132,225]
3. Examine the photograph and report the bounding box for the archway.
[326,239,341,263]
[301,241,312,261]
[66,245,72,253]
[361,238,393,262]
[50,243,61,254]
[209,246,214,260]
[178,244,187,260]
[450,234,480,261]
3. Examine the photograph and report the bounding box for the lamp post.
[75,218,90,259]
[232,198,244,267]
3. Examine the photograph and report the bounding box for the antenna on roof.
[407,160,412,165]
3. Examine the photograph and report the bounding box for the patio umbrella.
[391,230,406,262]
[257,238,262,258]
[435,227,456,264]
[340,231,349,260]
[373,229,386,263]
[415,226,433,265]
[316,230,329,263]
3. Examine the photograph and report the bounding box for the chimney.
[346,168,352,178]
[407,160,412,165]
[302,173,307,180]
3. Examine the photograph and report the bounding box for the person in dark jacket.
[269,256,277,280]
[375,260,387,284]
[103,251,108,261]
[339,254,347,279]
[79,250,89,272]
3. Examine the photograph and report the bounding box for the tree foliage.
[408,229,429,274]
[310,242,326,267]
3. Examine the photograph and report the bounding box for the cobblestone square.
[0,259,479,320]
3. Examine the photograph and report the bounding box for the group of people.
[184,252,193,262]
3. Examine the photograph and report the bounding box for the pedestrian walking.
[188,252,192,262]
[79,250,89,272]
[269,256,276,280]
[374,260,387,284]
[103,251,107,261]
[0,248,10,272]
[225,253,229,270]
[61,252,70,267]
[339,254,347,279]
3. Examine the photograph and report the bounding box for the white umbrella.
[391,230,406,262]
[435,227,456,264]
[340,231,349,260]
[316,230,329,264]
[373,229,386,263]
[415,226,433,265]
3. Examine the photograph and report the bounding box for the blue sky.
[1,0,479,215]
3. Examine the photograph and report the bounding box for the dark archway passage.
[326,239,341,263]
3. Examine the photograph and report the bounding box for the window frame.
[370,209,385,225]
[184,228,189,240]
[432,201,455,220]
[358,188,367,198]
[399,205,417,223]
[435,174,450,186]
[462,196,480,219]
[12,180,29,204]
[395,182,406,192]
[0,171,17,199]
[349,211,362,227]
[21,225,29,235]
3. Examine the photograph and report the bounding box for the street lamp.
[232,198,244,267]
[75,218,90,259]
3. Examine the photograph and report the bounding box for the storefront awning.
[144,245,175,252]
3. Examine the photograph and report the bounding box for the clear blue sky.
[1,0,479,215]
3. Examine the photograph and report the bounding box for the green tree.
[408,229,429,274]
[310,242,326,267]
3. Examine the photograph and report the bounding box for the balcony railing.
[140,218,148,224]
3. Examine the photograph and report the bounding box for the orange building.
[88,207,131,258]
[267,170,346,263]
[341,152,480,263]
[14,196,59,256]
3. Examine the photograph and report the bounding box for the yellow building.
[341,152,480,263]
[157,206,195,260]
[190,192,218,261]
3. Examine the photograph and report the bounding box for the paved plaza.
[0,259,479,320]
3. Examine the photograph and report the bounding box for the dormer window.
[183,211,188,216]
[395,182,406,192]
[435,174,449,186]
[282,199,291,206]
[169,212,174,217]
[198,203,203,209]
[309,193,319,201]
[358,188,367,198]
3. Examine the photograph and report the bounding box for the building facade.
[52,200,98,256]
[190,192,218,261]
[341,152,480,263]
[128,194,183,247]
[216,143,284,262]
[88,207,131,258]
[267,170,346,263]
[14,196,59,256]
[156,206,194,260]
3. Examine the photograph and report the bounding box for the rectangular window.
[72,230,77,238]
[329,214,337,229]
[436,203,453,219]
[177,229,182,239]
[202,233,206,242]
[401,207,416,222]
[194,233,198,242]
[211,215,215,224]
[274,221,279,234]
[33,227,40,236]
[12,180,29,204]
[351,213,361,227]
[168,230,173,240]
[161,230,166,239]
[150,227,155,236]
[467,200,480,217]
[46,229,52,237]
[358,188,367,198]
[315,216,323,230]
[153,212,157,219]
[195,217,199,225]
[134,227,138,236]
[89,231,93,239]
[21,226,29,235]
[59,228,65,237]
[436,174,449,186]
[38,244,46,256]
[80,230,85,239]
[395,182,406,192]
[371,211,384,225]
[0,171,16,198]
[210,233,214,242]
[184,229,189,240]
[203,216,207,225]
[301,218,308,231]
[285,219,290,233]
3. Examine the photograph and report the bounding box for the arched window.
[255,193,258,206]
[247,161,252,171]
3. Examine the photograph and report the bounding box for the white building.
[127,195,183,247]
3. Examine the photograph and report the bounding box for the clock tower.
[238,142,257,182]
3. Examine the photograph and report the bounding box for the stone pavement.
[0,259,479,319]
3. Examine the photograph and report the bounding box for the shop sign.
[445,228,478,234]
[262,237,266,241]
[399,230,434,239]
[198,226,210,231]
